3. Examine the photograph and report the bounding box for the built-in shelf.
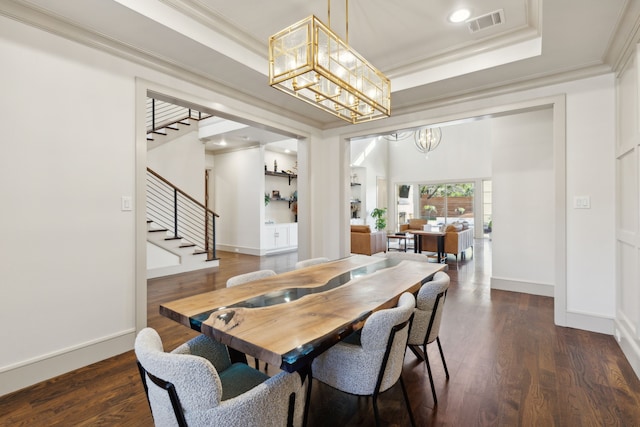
[269,198,298,208]
[265,170,297,185]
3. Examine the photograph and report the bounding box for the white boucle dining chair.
[226,269,276,287]
[135,327,306,427]
[294,257,330,269]
[226,269,277,371]
[311,293,416,426]
[407,271,450,405]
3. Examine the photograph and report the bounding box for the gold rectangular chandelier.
[268,12,391,124]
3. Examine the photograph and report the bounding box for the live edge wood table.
[160,255,446,373]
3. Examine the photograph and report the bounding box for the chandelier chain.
[328,0,349,43]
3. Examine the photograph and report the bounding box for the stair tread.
[164,236,182,241]
[148,229,168,232]
[179,243,196,248]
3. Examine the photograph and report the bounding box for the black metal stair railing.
[146,167,219,261]
[146,98,211,137]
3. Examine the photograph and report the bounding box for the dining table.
[408,229,447,263]
[160,254,447,373]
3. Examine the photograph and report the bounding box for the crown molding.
[606,0,640,75]
[159,0,266,58]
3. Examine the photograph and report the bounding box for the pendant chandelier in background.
[414,127,442,155]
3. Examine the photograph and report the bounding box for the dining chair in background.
[407,271,450,405]
[226,269,276,287]
[134,327,306,427]
[311,292,417,426]
[381,252,431,262]
[226,269,276,371]
[294,257,330,269]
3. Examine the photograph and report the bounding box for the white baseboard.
[615,316,640,379]
[490,276,554,297]
[147,259,219,279]
[216,244,262,256]
[0,330,135,396]
[564,310,614,335]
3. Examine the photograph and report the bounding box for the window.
[483,180,492,236]
[396,182,475,228]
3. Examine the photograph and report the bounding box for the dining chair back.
[135,327,306,426]
[294,257,330,269]
[311,292,416,426]
[226,269,276,287]
[407,271,450,405]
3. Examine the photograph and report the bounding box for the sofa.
[400,219,474,261]
[350,225,387,256]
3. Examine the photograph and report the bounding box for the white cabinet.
[263,223,297,254]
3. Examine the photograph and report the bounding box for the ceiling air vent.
[467,9,505,33]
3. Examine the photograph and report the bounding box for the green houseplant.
[371,207,387,231]
[423,204,437,221]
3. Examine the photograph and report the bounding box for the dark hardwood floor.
[2,240,640,426]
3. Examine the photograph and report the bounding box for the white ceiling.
[6,0,637,152]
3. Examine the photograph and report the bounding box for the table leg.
[413,235,420,253]
[437,235,446,263]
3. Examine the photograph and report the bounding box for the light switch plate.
[573,195,590,209]
[121,196,132,211]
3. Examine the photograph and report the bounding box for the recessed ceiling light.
[214,141,227,146]
[449,8,471,23]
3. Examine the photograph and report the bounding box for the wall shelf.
[269,198,297,208]
[265,171,297,185]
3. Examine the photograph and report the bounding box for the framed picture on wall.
[272,190,281,199]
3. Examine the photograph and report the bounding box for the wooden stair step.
[148,229,168,233]
[179,243,196,248]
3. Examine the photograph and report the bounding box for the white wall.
[212,148,264,254]
[0,15,136,394]
[388,120,492,183]
[490,109,555,295]
[147,131,206,202]
[351,137,389,227]
[615,46,640,377]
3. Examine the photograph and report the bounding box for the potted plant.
[264,193,270,206]
[423,205,437,222]
[371,207,387,231]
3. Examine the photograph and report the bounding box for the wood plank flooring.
[1,241,639,426]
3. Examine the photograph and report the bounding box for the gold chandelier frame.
[268,1,391,124]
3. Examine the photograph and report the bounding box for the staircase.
[145,98,218,278]
[146,167,219,278]
[146,97,211,150]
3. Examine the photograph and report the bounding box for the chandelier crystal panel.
[269,15,391,124]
